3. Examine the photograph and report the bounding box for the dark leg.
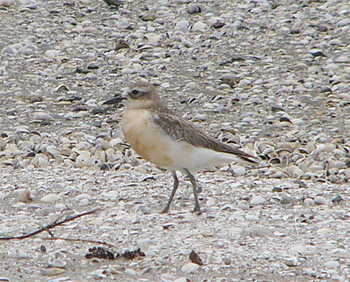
[183,168,201,214]
[161,171,179,213]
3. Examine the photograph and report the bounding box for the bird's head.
[122,81,163,109]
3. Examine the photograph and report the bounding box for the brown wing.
[153,112,258,164]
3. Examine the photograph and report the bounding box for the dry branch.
[42,237,117,249]
[0,208,99,241]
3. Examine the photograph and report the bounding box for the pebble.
[19,189,32,202]
[250,195,266,206]
[334,56,350,63]
[176,20,189,31]
[181,262,199,273]
[47,278,71,282]
[41,194,60,203]
[314,196,327,205]
[173,278,188,282]
[0,0,14,7]
[40,268,65,276]
[236,200,249,210]
[90,269,107,279]
[304,198,315,206]
[33,112,54,121]
[45,50,59,59]
[187,4,201,14]
[125,268,136,276]
[191,21,207,32]
[207,17,225,28]
[336,19,350,27]
[230,165,246,176]
[48,258,67,268]
[325,261,340,269]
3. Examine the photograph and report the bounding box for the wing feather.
[153,112,258,164]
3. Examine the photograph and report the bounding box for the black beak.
[103,94,126,105]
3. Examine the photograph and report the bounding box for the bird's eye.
[130,89,142,98]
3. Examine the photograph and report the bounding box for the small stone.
[334,56,350,63]
[35,208,56,217]
[139,12,156,22]
[208,17,225,28]
[304,198,315,206]
[31,154,49,167]
[325,260,339,269]
[125,268,136,276]
[231,165,246,176]
[336,19,350,27]
[272,186,283,192]
[245,213,260,221]
[115,38,129,50]
[318,25,328,32]
[284,257,298,267]
[102,0,123,8]
[44,50,59,59]
[0,0,15,7]
[28,94,43,103]
[314,196,327,205]
[181,262,199,273]
[90,269,107,279]
[48,258,67,268]
[331,195,344,204]
[329,39,342,45]
[173,278,188,282]
[189,250,204,265]
[303,268,316,276]
[176,20,189,31]
[19,189,32,202]
[40,268,65,276]
[244,226,272,237]
[191,21,207,32]
[187,4,201,14]
[33,112,54,121]
[185,82,197,89]
[159,274,176,281]
[110,265,124,274]
[236,200,249,210]
[310,49,326,57]
[0,138,6,150]
[193,114,206,121]
[41,194,60,203]
[250,195,266,205]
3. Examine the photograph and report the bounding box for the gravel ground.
[1,0,350,281]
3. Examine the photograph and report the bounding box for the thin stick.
[0,208,99,241]
[41,237,117,249]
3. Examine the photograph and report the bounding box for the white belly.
[121,109,241,172]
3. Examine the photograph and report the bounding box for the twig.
[0,208,99,241]
[41,237,117,249]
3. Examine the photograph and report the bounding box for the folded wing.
[153,112,258,164]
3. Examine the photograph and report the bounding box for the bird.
[120,81,258,214]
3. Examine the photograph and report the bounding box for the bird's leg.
[183,168,201,215]
[161,171,179,213]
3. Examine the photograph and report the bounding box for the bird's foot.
[192,206,202,215]
[160,206,170,214]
